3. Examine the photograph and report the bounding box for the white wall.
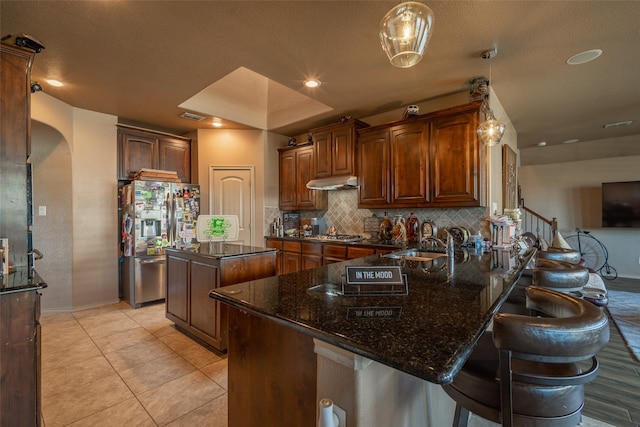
[31,121,73,311]
[519,155,640,278]
[31,93,119,311]
[195,128,287,245]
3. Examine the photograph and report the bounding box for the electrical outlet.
[333,403,346,427]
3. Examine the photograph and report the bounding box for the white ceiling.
[2,1,640,158]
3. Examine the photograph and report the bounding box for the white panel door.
[210,167,254,246]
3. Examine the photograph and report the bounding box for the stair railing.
[519,198,558,244]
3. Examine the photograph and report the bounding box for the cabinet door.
[358,130,390,207]
[166,255,189,323]
[118,128,157,180]
[331,125,355,176]
[282,251,301,274]
[347,246,375,259]
[313,130,332,178]
[265,239,283,275]
[295,146,317,209]
[301,254,323,270]
[430,110,482,206]
[190,260,222,346]
[158,137,191,183]
[391,124,429,205]
[1,44,33,268]
[279,151,296,210]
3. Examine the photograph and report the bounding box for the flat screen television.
[602,181,640,228]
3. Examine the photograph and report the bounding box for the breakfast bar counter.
[210,247,535,426]
[211,247,534,383]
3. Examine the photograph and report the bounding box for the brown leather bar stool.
[537,247,582,264]
[532,258,590,292]
[443,287,609,427]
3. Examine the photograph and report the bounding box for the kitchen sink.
[383,249,448,261]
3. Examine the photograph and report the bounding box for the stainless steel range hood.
[306,175,358,190]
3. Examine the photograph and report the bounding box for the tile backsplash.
[265,189,490,238]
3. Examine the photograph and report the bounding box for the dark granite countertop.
[166,243,276,260]
[210,247,535,384]
[1,267,47,294]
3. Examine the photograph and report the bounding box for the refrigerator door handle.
[139,258,166,265]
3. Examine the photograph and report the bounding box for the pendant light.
[379,1,434,68]
[477,49,505,146]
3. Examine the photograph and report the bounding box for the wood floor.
[583,276,640,427]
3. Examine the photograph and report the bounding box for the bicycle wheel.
[563,234,607,271]
[599,264,618,280]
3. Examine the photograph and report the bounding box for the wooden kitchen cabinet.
[1,43,34,269]
[1,289,42,427]
[278,144,327,211]
[323,244,347,264]
[391,123,429,205]
[347,246,376,259]
[357,101,485,209]
[301,242,323,270]
[117,125,191,182]
[429,107,484,206]
[265,239,283,275]
[357,129,391,206]
[311,119,369,178]
[282,241,302,274]
[165,248,276,352]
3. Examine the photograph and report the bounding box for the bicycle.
[563,228,618,280]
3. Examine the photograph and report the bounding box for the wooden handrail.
[520,204,558,233]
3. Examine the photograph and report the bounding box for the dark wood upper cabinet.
[1,43,34,269]
[357,101,485,208]
[278,144,328,211]
[117,125,191,182]
[311,119,369,178]
[357,130,391,206]
[429,108,483,206]
[391,123,429,205]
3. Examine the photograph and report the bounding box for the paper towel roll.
[318,398,339,427]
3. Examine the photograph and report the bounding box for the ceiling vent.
[180,111,206,121]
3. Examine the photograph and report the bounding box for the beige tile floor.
[41,301,228,427]
[41,300,616,427]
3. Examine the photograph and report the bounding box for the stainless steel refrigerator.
[119,180,200,307]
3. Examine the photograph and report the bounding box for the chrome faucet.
[421,235,456,256]
[421,237,447,253]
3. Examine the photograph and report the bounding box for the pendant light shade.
[477,107,506,146]
[379,1,434,68]
[476,48,505,146]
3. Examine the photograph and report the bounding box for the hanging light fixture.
[477,49,505,146]
[379,1,434,68]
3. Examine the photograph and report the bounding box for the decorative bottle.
[406,212,419,243]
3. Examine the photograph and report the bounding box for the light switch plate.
[38,206,46,216]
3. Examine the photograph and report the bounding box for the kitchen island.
[210,247,535,426]
[165,243,276,351]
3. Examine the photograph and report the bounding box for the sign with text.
[342,266,407,296]
[345,266,404,285]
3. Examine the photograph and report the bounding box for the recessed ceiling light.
[304,79,321,88]
[212,117,223,127]
[537,141,547,147]
[603,120,634,129]
[566,49,602,65]
[45,78,65,87]
[562,138,579,144]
